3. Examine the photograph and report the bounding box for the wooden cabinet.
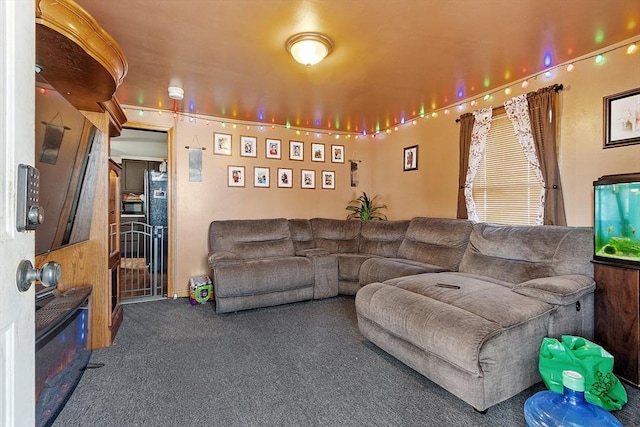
[594,263,640,386]
[35,0,128,349]
[121,159,161,194]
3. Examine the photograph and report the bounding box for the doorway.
[110,127,171,302]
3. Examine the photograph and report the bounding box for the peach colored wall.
[121,113,374,295]
[125,43,639,296]
[371,44,640,225]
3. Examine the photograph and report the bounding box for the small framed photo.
[240,135,257,157]
[604,87,640,148]
[266,138,281,159]
[277,168,293,188]
[214,133,232,156]
[301,169,315,189]
[227,165,245,187]
[331,145,345,163]
[321,170,335,189]
[254,167,270,188]
[290,140,304,161]
[311,143,325,162]
[403,145,418,171]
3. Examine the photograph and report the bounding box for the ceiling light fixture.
[286,32,334,67]
[168,86,184,100]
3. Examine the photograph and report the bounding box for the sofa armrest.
[512,274,595,305]
[208,251,242,268]
[297,248,331,257]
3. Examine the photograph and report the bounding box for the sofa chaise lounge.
[207,217,594,411]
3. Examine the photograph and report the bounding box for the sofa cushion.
[359,220,409,257]
[397,217,473,271]
[288,219,316,253]
[311,218,361,253]
[209,218,295,259]
[512,274,595,305]
[458,223,594,284]
[359,257,449,285]
[357,272,553,375]
[337,253,373,281]
[214,256,314,298]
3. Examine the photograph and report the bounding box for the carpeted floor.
[53,297,639,426]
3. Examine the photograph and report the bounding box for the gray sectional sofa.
[207,217,595,411]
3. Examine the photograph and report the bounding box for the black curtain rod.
[455,83,563,122]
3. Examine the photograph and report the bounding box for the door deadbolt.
[16,260,61,292]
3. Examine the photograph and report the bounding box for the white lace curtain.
[504,94,546,225]
[463,107,492,222]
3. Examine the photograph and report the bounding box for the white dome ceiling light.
[286,32,334,67]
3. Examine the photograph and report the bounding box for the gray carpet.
[53,296,639,426]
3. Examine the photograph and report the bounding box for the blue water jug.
[524,370,623,427]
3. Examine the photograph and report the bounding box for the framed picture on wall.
[277,168,293,188]
[290,140,304,161]
[266,138,281,159]
[214,133,232,156]
[331,145,345,163]
[311,143,325,162]
[301,169,315,189]
[240,135,257,157]
[604,87,640,148]
[403,145,418,171]
[254,167,270,188]
[321,170,335,189]
[227,165,245,187]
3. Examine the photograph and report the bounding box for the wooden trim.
[35,0,127,86]
[101,97,127,137]
[35,0,128,112]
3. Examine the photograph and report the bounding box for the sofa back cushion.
[311,218,361,253]
[397,217,473,271]
[458,222,594,283]
[359,220,409,257]
[288,219,315,252]
[208,218,295,259]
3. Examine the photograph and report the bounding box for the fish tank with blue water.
[593,172,640,268]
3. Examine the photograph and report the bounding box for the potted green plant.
[346,192,387,220]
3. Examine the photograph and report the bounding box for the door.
[0,1,36,425]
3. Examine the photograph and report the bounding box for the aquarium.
[593,172,640,268]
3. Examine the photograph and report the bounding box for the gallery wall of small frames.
[214,134,345,189]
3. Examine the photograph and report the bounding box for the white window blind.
[472,113,543,225]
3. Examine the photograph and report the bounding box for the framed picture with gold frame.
[266,138,281,159]
[290,140,304,161]
[311,143,325,162]
[227,165,245,187]
[277,168,293,188]
[301,169,315,189]
[214,133,232,156]
[321,170,335,189]
[240,135,257,157]
[254,166,270,188]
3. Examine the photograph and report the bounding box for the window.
[471,113,543,225]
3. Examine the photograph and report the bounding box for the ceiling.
[77,0,640,135]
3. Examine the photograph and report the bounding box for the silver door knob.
[16,260,61,292]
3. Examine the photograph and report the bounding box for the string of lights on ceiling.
[123,38,639,140]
